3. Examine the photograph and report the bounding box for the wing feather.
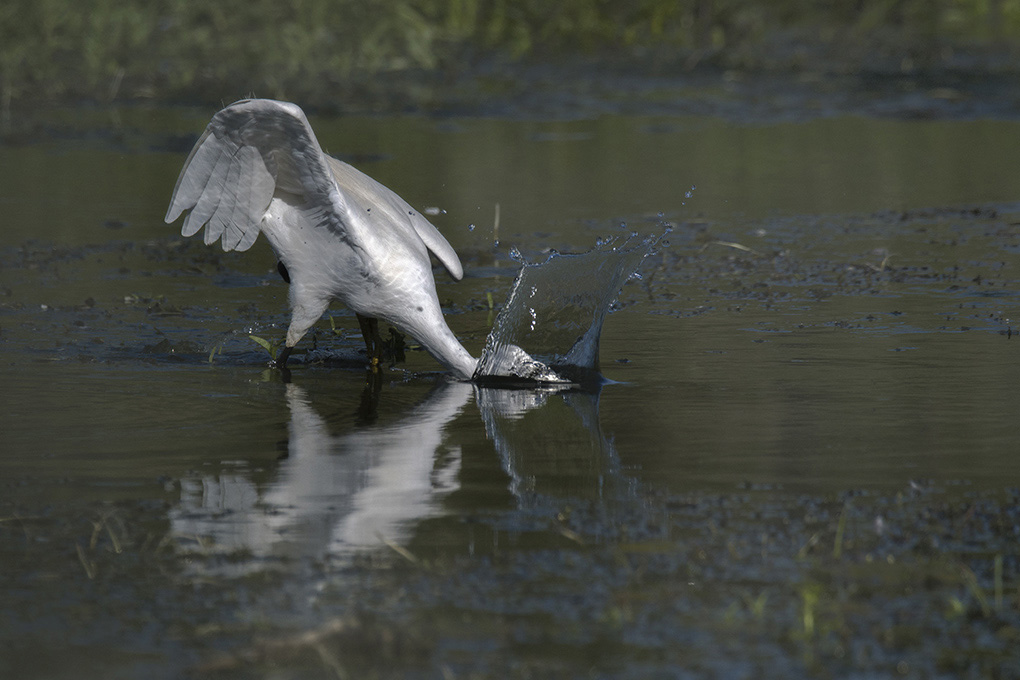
[409,210,464,281]
[166,129,217,225]
[165,99,342,253]
[235,146,273,251]
[324,156,464,280]
[205,149,239,246]
[165,98,462,280]
[183,144,229,239]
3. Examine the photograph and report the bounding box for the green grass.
[4,0,1020,122]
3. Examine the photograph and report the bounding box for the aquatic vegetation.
[247,333,279,361]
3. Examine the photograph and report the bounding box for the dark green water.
[1,107,1019,679]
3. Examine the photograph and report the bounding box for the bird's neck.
[415,323,478,381]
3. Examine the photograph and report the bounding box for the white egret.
[165,99,478,379]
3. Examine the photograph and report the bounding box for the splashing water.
[474,232,667,384]
[682,185,696,206]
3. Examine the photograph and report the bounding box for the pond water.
[2,105,1020,678]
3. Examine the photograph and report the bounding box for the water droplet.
[493,239,500,248]
[475,234,659,380]
[468,223,476,232]
[509,245,523,262]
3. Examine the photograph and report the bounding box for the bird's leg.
[357,314,384,368]
[356,367,383,424]
[272,345,293,383]
[387,327,406,363]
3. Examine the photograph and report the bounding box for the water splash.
[474,232,666,384]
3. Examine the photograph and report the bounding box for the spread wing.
[164,98,463,280]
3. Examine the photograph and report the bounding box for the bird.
[164,98,478,380]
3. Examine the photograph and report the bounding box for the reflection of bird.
[165,99,478,379]
[170,379,472,560]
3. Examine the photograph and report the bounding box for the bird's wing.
[165,99,355,253]
[165,99,464,281]
[324,156,464,281]
[409,207,464,280]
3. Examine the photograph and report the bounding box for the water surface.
[2,107,1019,679]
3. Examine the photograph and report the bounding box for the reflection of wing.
[163,98,463,279]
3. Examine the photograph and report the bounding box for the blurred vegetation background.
[3,0,1020,121]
